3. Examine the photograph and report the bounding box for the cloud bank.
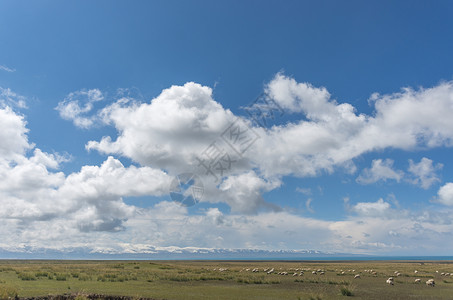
[2,74,453,255]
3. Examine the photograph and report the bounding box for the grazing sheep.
[319,271,325,275]
[312,271,317,274]
[354,274,361,279]
[415,279,421,283]
[396,272,401,277]
[426,279,435,287]
[293,273,298,276]
[267,268,274,274]
[386,278,394,285]
[414,270,418,274]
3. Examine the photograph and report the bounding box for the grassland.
[0,260,452,299]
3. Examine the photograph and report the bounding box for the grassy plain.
[0,260,452,299]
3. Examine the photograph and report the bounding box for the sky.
[1,0,453,257]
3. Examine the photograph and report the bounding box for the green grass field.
[0,260,452,299]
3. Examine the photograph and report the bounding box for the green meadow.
[0,260,452,299]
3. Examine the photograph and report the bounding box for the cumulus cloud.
[408,157,443,189]
[351,198,391,217]
[0,106,172,233]
[87,82,236,171]
[81,74,453,214]
[55,89,104,128]
[356,159,403,184]
[219,171,281,214]
[0,106,33,161]
[250,75,453,178]
[5,74,453,255]
[436,182,453,206]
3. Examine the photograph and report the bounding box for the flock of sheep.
[213,266,453,287]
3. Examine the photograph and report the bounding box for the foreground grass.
[0,260,452,299]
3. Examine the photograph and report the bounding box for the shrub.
[78,274,92,281]
[18,273,36,281]
[340,286,353,296]
[55,274,67,281]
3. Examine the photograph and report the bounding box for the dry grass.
[0,260,452,299]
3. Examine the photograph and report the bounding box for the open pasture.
[0,260,452,299]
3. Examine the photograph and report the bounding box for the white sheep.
[426,279,435,287]
[354,274,361,279]
[415,279,421,283]
[386,278,394,285]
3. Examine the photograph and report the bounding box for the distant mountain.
[0,245,367,260]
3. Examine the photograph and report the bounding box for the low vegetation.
[0,260,452,299]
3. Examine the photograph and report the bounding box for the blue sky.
[1,0,453,256]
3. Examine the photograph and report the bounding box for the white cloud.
[218,171,281,214]
[436,182,453,206]
[296,187,312,195]
[0,107,33,162]
[305,198,314,213]
[351,198,391,217]
[87,82,235,172]
[2,203,452,256]
[250,75,453,178]
[408,157,443,189]
[0,87,27,108]
[0,65,15,72]
[5,75,453,255]
[81,75,453,214]
[356,159,403,184]
[0,106,172,232]
[55,89,104,128]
